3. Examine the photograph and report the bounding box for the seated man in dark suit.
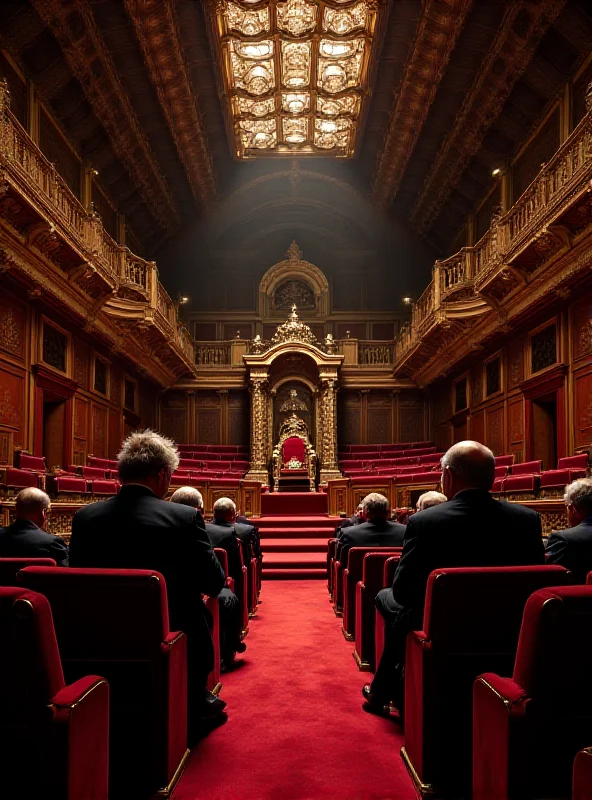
[0,487,69,565]
[171,487,245,669]
[335,503,364,538]
[546,477,592,583]
[415,490,447,512]
[206,497,252,618]
[337,493,405,568]
[69,430,226,732]
[363,441,544,716]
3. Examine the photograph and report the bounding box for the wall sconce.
[491,167,504,178]
[402,296,413,306]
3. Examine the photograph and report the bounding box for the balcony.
[394,97,592,381]
[0,83,195,384]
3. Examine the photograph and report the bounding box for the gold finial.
[286,240,302,261]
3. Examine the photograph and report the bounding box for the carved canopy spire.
[271,305,318,347]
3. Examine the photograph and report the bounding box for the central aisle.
[173,580,415,800]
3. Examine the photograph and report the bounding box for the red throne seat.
[18,567,189,797]
[403,565,572,797]
[0,586,109,798]
[473,586,592,800]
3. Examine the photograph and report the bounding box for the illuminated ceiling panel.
[214,1,379,158]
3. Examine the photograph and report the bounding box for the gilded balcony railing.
[0,84,194,374]
[358,341,394,365]
[195,342,231,366]
[394,92,592,366]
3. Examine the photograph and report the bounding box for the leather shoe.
[361,684,390,717]
[200,691,227,719]
[236,641,247,654]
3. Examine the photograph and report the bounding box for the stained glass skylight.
[214,1,379,158]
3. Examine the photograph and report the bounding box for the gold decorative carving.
[271,305,318,347]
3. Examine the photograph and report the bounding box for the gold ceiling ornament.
[214,0,379,158]
[280,388,308,412]
[271,304,318,346]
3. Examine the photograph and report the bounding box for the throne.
[272,414,316,492]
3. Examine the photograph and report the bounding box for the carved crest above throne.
[258,241,329,318]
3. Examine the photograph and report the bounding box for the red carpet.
[173,581,414,800]
[257,513,342,579]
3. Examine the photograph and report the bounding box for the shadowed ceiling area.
[0,0,591,300]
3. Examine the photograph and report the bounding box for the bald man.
[0,487,69,566]
[363,441,543,715]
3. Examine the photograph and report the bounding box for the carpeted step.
[262,552,326,569]
[254,516,342,526]
[261,492,328,515]
[262,568,326,579]
[261,538,329,552]
[258,527,337,539]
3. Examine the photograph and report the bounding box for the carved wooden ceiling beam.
[371,0,473,211]
[124,0,217,212]
[30,0,180,233]
[410,0,567,234]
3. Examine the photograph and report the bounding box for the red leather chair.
[354,550,402,671]
[0,556,56,585]
[206,547,229,694]
[473,586,592,800]
[403,566,572,798]
[17,567,188,798]
[327,538,337,594]
[573,747,592,800]
[0,586,109,799]
[375,556,400,671]
[342,547,402,642]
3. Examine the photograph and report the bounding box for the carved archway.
[258,241,330,318]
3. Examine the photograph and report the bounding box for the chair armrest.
[226,577,235,592]
[159,631,188,777]
[472,674,529,800]
[51,676,110,799]
[404,631,433,780]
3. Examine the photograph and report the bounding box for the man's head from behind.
[117,429,179,499]
[440,440,495,500]
[564,478,592,527]
[361,492,389,521]
[170,486,203,512]
[15,487,51,529]
[416,491,448,512]
[213,496,236,523]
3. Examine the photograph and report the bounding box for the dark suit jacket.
[69,484,224,671]
[0,519,69,566]
[546,517,592,583]
[205,520,243,582]
[390,489,544,622]
[337,518,406,567]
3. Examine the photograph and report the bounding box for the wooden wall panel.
[338,391,361,445]
[91,404,108,458]
[73,396,88,466]
[108,408,122,459]
[470,409,485,444]
[0,366,25,449]
[197,410,220,444]
[574,370,592,449]
[572,297,592,361]
[399,406,423,443]
[486,405,504,456]
[0,293,27,363]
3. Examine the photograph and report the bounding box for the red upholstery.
[473,587,592,800]
[354,551,402,671]
[397,470,441,484]
[0,587,109,798]
[91,479,119,495]
[374,556,400,672]
[343,547,403,641]
[541,467,587,489]
[15,453,47,472]
[282,436,306,465]
[47,475,87,493]
[494,465,508,478]
[494,454,514,467]
[327,538,337,594]
[503,474,539,493]
[559,454,589,470]
[88,457,117,470]
[510,459,542,475]
[404,566,572,797]
[0,557,56,585]
[573,747,592,800]
[81,466,107,479]
[17,567,187,797]
[4,467,38,488]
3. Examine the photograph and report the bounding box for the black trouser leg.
[370,589,410,709]
[217,587,242,657]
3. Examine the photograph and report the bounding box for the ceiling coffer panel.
[214,0,379,158]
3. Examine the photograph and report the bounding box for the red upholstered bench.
[91,479,119,496]
[375,556,400,672]
[46,475,87,495]
[13,453,47,489]
[0,557,56,585]
[573,747,592,800]
[473,586,592,800]
[1,467,39,492]
[403,565,572,798]
[343,547,403,643]
[494,454,515,467]
[17,567,188,798]
[0,586,109,799]
[540,454,589,497]
[81,466,107,480]
[354,550,402,671]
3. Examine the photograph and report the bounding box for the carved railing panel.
[358,341,393,366]
[195,342,231,366]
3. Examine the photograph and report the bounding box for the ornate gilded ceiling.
[213,1,379,158]
[0,0,591,259]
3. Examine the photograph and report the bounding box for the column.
[245,371,270,485]
[319,373,341,484]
